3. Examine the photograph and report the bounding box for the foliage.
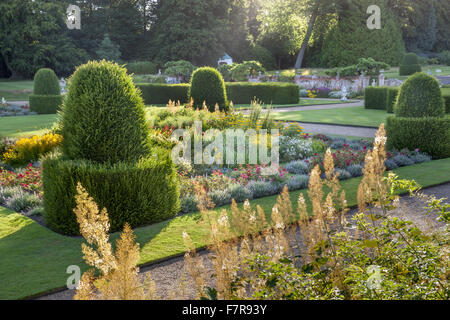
[364,87,388,110]
[321,0,405,67]
[244,45,277,71]
[386,116,450,159]
[0,164,41,194]
[137,83,190,105]
[2,133,62,167]
[399,53,422,76]
[327,58,390,77]
[29,95,64,115]
[230,61,265,82]
[61,60,151,164]
[438,51,450,66]
[33,69,60,95]
[96,34,121,62]
[189,67,229,112]
[444,95,450,114]
[42,152,180,235]
[164,60,195,82]
[386,87,400,114]
[125,62,157,75]
[217,64,234,82]
[227,83,299,104]
[395,72,445,117]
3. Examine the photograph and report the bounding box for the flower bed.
[0,101,36,117]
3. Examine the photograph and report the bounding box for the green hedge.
[444,95,450,114]
[43,152,180,235]
[136,83,190,105]
[386,87,400,114]
[364,87,388,110]
[226,82,299,105]
[386,116,450,159]
[125,61,157,75]
[33,68,61,95]
[137,82,300,105]
[29,95,63,114]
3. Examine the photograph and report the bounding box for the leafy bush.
[2,133,62,166]
[29,95,64,114]
[395,73,445,117]
[189,67,229,112]
[386,116,450,159]
[61,60,151,164]
[229,184,253,202]
[391,154,414,167]
[208,189,232,207]
[125,61,157,75]
[164,60,195,82]
[180,195,197,214]
[334,168,352,180]
[244,45,276,70]
[230,61,265,82]
[6,192,41,213]
[226,83,299,104]
[0,186,22,204]
[364,87,388,110]
[386,87,399,114]
[279,136,313,162]
[385,159,398,170]
[284,160,309,175]
[137,83,190,105]
[247,180,278,198]
[286,174,309,190]
[217,64,234,82]
[438,51,450,65]
[346,164,363,177]
[327,58,390,77]
[33,68,61,95]
[43,152,180,235]
[399,53,422,76]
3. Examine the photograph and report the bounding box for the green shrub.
[386,87,399,113]
[29,95,63,114]
[395,72,445,117]
[189,67,229,112]
[33,68,61,95]
[443,95,450,114]
[226,83,299,105]
[43,152,180,235]
[244,45,276,70]
[231,61,265,82]
[217,64,234,82]
[137,83,190,105]
[438,51,450,65]
[399,53,422,76]
[61,60,151,164]
[364,87,388,110]
[125,61,157,75]
[386,116,450,159]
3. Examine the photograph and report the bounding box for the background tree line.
[0,0,449,79]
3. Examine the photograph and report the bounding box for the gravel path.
[272,100,363,112]
[35,182,449,301]
[296,122,378,137]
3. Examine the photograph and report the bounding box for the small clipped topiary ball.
[33,68,61,95]
[189,67,229,112]
[61,60,151,164]
[402,53,419,65]
[395,72,445,118]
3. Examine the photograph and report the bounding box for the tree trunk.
[295,3,319,69]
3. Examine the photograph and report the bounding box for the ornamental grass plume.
[73,183,157,300]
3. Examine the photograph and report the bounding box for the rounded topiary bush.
[395,72,445,117]
[386,116,450,159]
[189,67,229,112]
[30,68,63,114]
[61,60,151,164]
[33,68,61,95]
[399,53,422,76]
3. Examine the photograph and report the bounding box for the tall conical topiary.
[395,72,444,117]
[189,67,229,112]
[61,60,151,163]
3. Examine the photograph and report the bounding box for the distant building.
[218,53,233,66]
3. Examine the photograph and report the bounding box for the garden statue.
[372,79,377,86]
[341,86,348,101]
[59,78,67,94]
[1,97,6,105]
[427,69,432,75]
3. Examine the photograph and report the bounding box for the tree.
[0,0,87,78]
[96,34,121,62]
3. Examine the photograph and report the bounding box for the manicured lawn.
[1,158,449,300]
[0,115,58,137]
[384,65,450,80]
[0,80,34,101]
[272,106,389,127]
